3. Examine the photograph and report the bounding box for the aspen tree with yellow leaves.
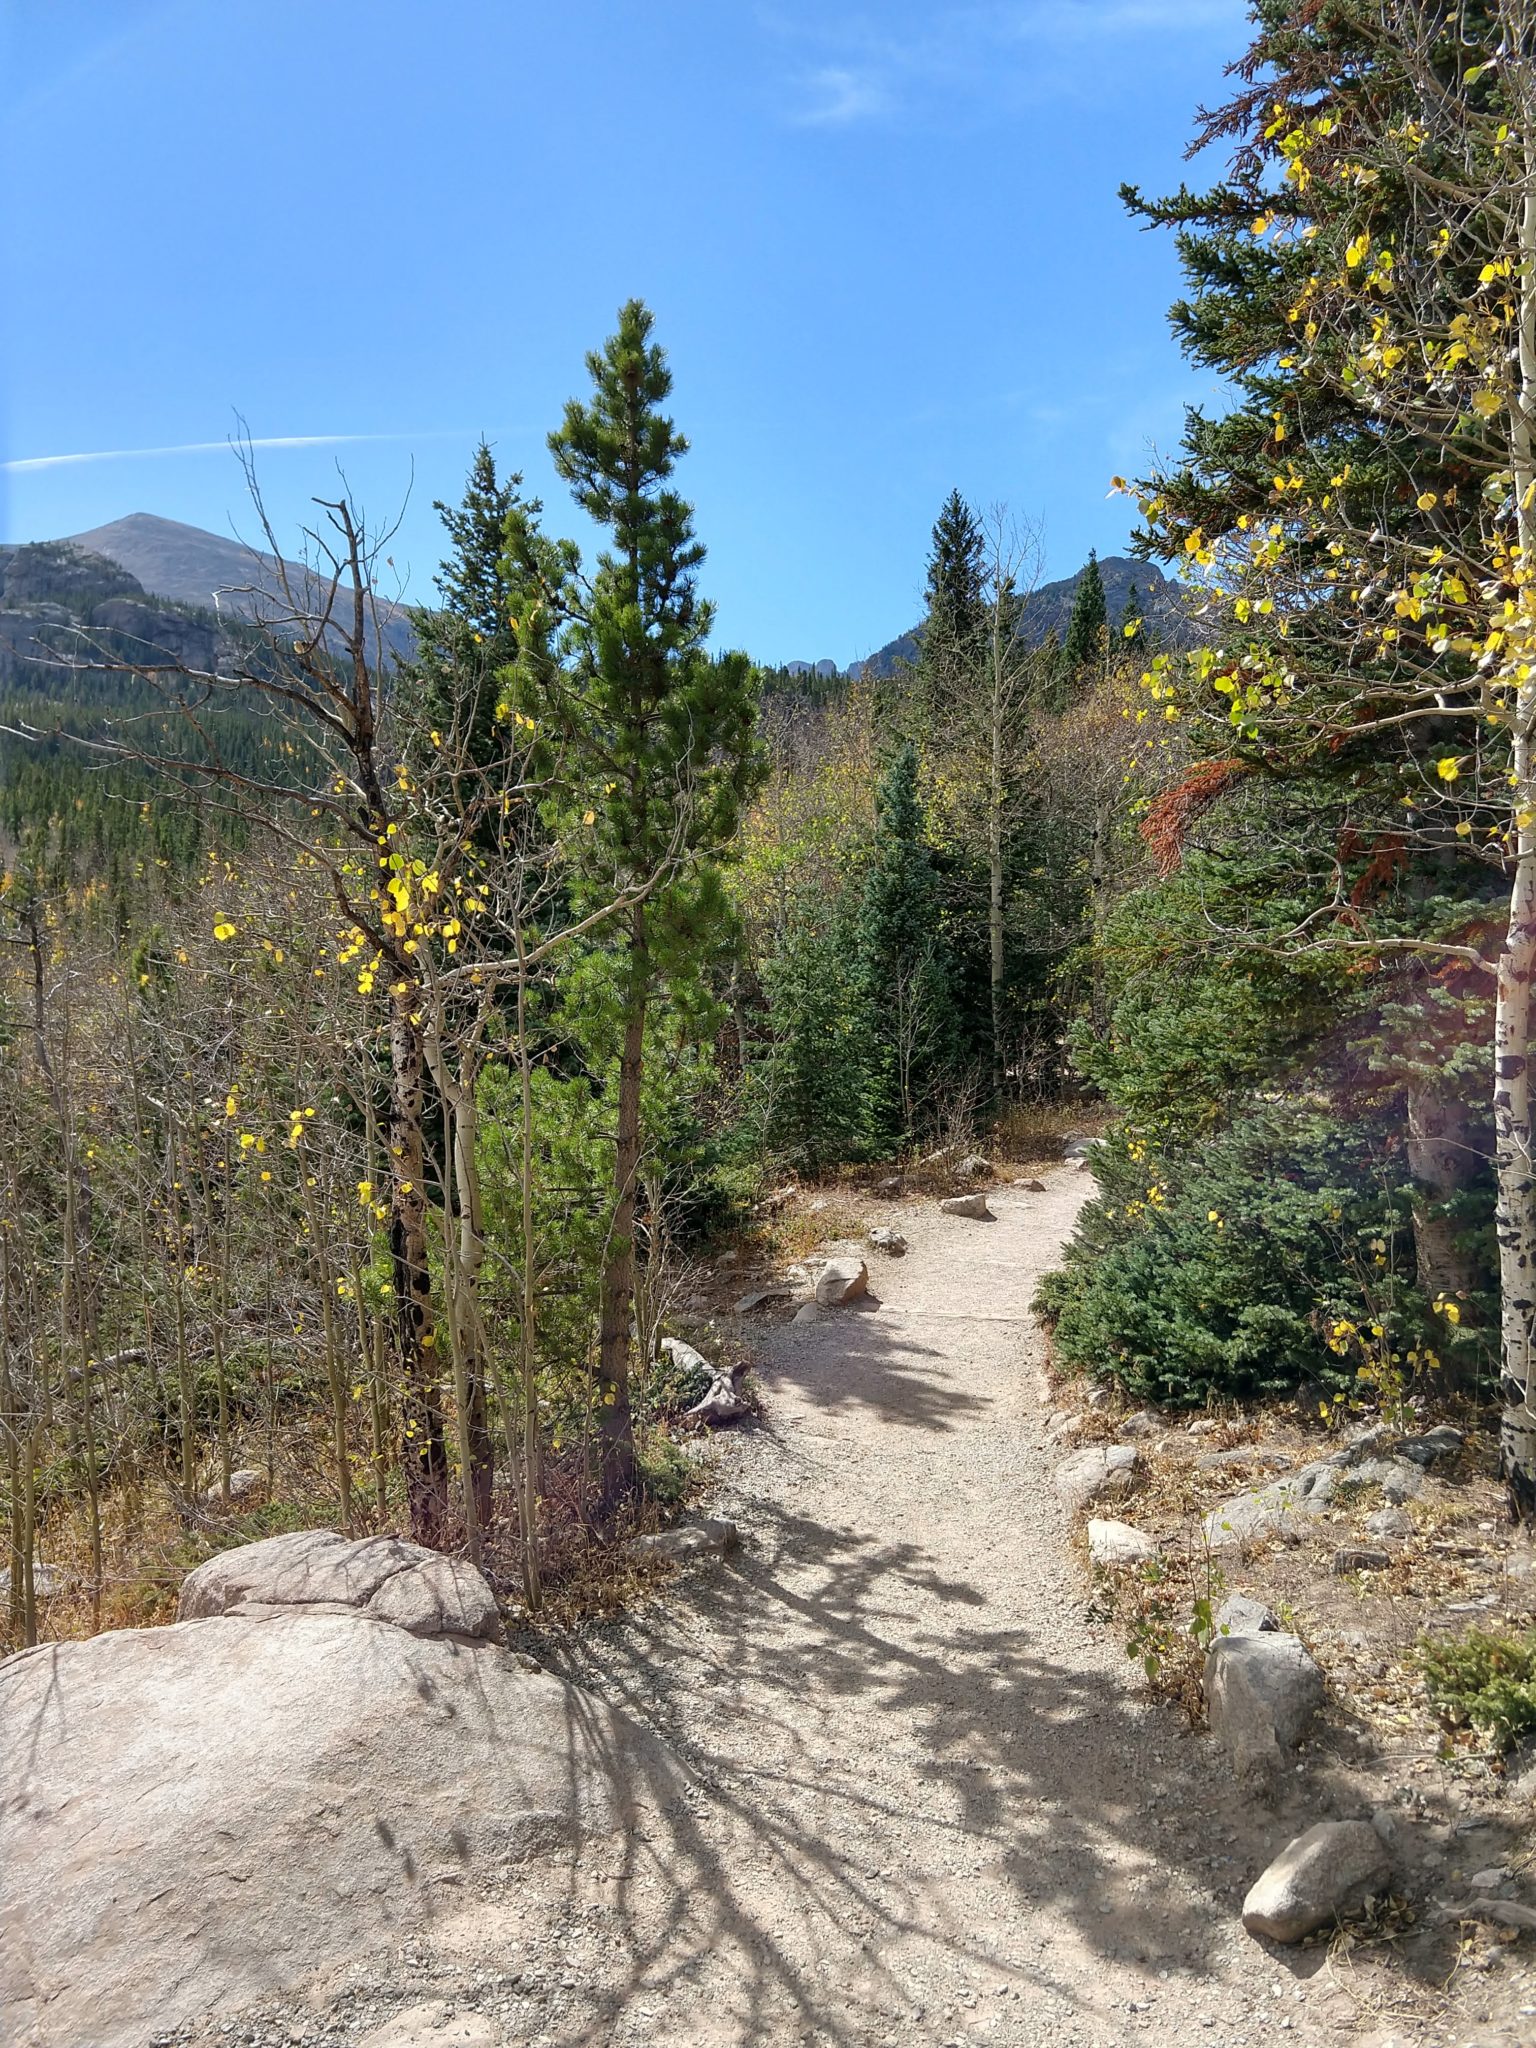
[1128,0,1536,1506]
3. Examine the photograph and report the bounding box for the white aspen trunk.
[1497,51,1536,1511]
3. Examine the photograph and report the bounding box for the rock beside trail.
[1017,1176,1047,1192]
[1087,1519,1156,1566]
[868,1225,908,1255]
[0,1563,65,1602]
[939,1192,993,1220]
[734,1286,791,1314]
[1242,1820,1393,1943]
[1055,1443,1139,1512]
[0,1541,676,2048]
[956,1154,992,1178]
[1205,1631,1324,1784]
[659,1336,750,1425]
[815,1257,870,1306]
[179,1528,504,1645]
[792,1300,822,1326]
[1332,1546,1393,1575]
[1365,1505,1413,1540]
[1203,1461,1338,1549]
[1349,1456,1425,1503]
[632,1518,739,1564]
[1215,1593,1281,1637]
[201,1466,262,1504]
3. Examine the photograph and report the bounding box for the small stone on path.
[1241,1820,1392,1944]
[939,1193,992,1220]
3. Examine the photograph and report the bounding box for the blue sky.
[2,0,1249,666]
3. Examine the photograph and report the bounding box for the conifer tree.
[915,490,987,731]
[505,300,762,1509]
[1061,551,1107,679]
[859,742,956,1148]
[410,442,528,772]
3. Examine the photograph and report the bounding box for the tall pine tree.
[859,742,957,1150]
[505,301,762,1509]
[1060,550,1107,681]
[914,490,987,733]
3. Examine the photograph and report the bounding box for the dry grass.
[992,1098,1106,1164]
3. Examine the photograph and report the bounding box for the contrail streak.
[1,432,451,474]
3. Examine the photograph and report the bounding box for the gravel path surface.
[520,1172,1363,2047]
[214,1170,1436,2048]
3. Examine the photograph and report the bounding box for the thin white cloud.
[790,64,894,126]
[2,431,432,475]
[766,0,1246,126]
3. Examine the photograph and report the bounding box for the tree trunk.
[594,917,645,1513]
[388,987,450,1544]
[1499,69,1536,1516]
[989,714,1005,1102]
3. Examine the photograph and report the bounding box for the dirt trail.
[511,1171,1363,2048]
[232,1170,1409,2047]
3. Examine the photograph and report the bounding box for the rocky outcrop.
[0,1533,676,2048]
[1203,1461,1338,1549]
[1242,1820,1393,1943]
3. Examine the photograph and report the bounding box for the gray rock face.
[868,1225,908,1255]
[792,1300,822,1326]
[1364,1505,1413,1540]
[815,1257,869,1306]
[631,1518,739,1564]
[1242,1820,1393,1943]
[1196,1446,1294,1474]
[178,1529,504,1646]
[0,1563,65,1602]
[1215,1593,1281,1638]
[201,1466,262,1505]
[939,1193,992,1220]
[1087,1519,1156,1566]
[1399,1424,1465,1466]
[1349,1457,1425,1503]
[0,1605,674,2048]
[1203,1461,1338,1549]
[1205,1631,1324,1783]
[1055,1443,1139,1513]
[956,1154,992,1179]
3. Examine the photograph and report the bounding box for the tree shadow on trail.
[528,1488,1349,2048]
[745,1307,994,1436]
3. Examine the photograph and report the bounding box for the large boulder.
[1205,1631,1324,1784]
[1242,1820,1393,1943]
[1055,1443,1139,1512]
[178,1527,504,1645]
[0,1541,677,2048]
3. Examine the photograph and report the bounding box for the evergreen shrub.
[1034,1104,1435,1407]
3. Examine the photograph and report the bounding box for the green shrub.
[1035,1104,1433,1407]
[1418,1628,1536,1752]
